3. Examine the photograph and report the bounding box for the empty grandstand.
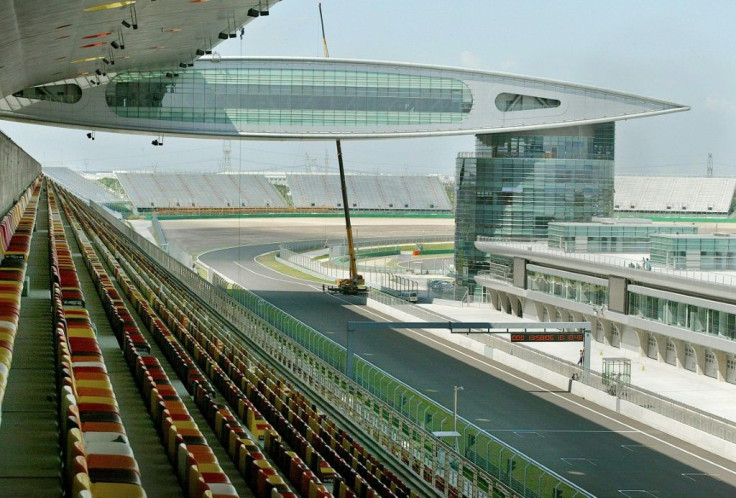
[116,172,288,213]
[614,176,736,215]
[111,172,452,216]
[43,167,124,205]
[287,173,452,212]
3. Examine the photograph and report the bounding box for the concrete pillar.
[635,328,648,357]
[496,292,508,315]
[515,296,524,317]
[611,325,620,348]
[596,319,610,344]
[655,333,667,363]
[671,338,686,369]
[713,350,728,381]
[533,302,545,321]
[489,290,500,311]
[503,293,512,315]
[693,344,706,375]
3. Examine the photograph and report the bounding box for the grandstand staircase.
[150,174,169,207]
[400,176,416,208]
[225,174,246,207]
[253,177,274,207]
[321,175,332,206]
[427,178,449,209]
[177,174,198,207]
[119,174,145,207]
[201,174,228,208]
[0,188,61,496]
[374,176,389,209]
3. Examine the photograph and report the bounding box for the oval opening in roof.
[13,84,83,104]
[495,93,561,112]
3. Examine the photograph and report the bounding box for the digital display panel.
[510,333,584,342]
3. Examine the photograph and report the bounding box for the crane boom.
[319,3,365,295]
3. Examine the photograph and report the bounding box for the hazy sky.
[1,1,733,177]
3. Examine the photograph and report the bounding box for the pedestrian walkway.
[421,302,736,423]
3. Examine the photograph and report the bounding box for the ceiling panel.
[0,0,282,97]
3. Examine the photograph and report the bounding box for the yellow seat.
[0,348,12,368]
[76,379,111,389]
[90,482,147,498]
[172,420,199,431]
[77,395,118,407]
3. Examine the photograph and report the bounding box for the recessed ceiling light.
[84,1,136,12]
[81,42,107,48]
[56,35,71,40]
[71,56,105,64]
[56,24,73,29]
[83,32,112,39]
[161,27,182,33]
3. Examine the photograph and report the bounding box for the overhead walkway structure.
[1,58,688,140]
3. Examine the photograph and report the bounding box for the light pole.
[453,385,463,449]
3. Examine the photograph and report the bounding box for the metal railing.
[478,238,736,289]
[150,213,168,252]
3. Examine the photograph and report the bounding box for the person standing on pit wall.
[578,348,584,366]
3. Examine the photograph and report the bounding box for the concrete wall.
[0,130,41,217]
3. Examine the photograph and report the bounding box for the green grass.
[396,242,454,251]
[255,251,333,283]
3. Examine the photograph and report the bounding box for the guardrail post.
[583,324,592,384]
[346,322,355,379]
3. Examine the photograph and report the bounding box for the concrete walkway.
[422,302,736,423]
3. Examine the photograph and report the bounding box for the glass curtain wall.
[548,223,698,253]
[527,270,607,306]
[455,124,615,287]
[651,235,736,270]
[629,292,736,340]
[105,67,472,127]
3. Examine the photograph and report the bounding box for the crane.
[319,3,366,295]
